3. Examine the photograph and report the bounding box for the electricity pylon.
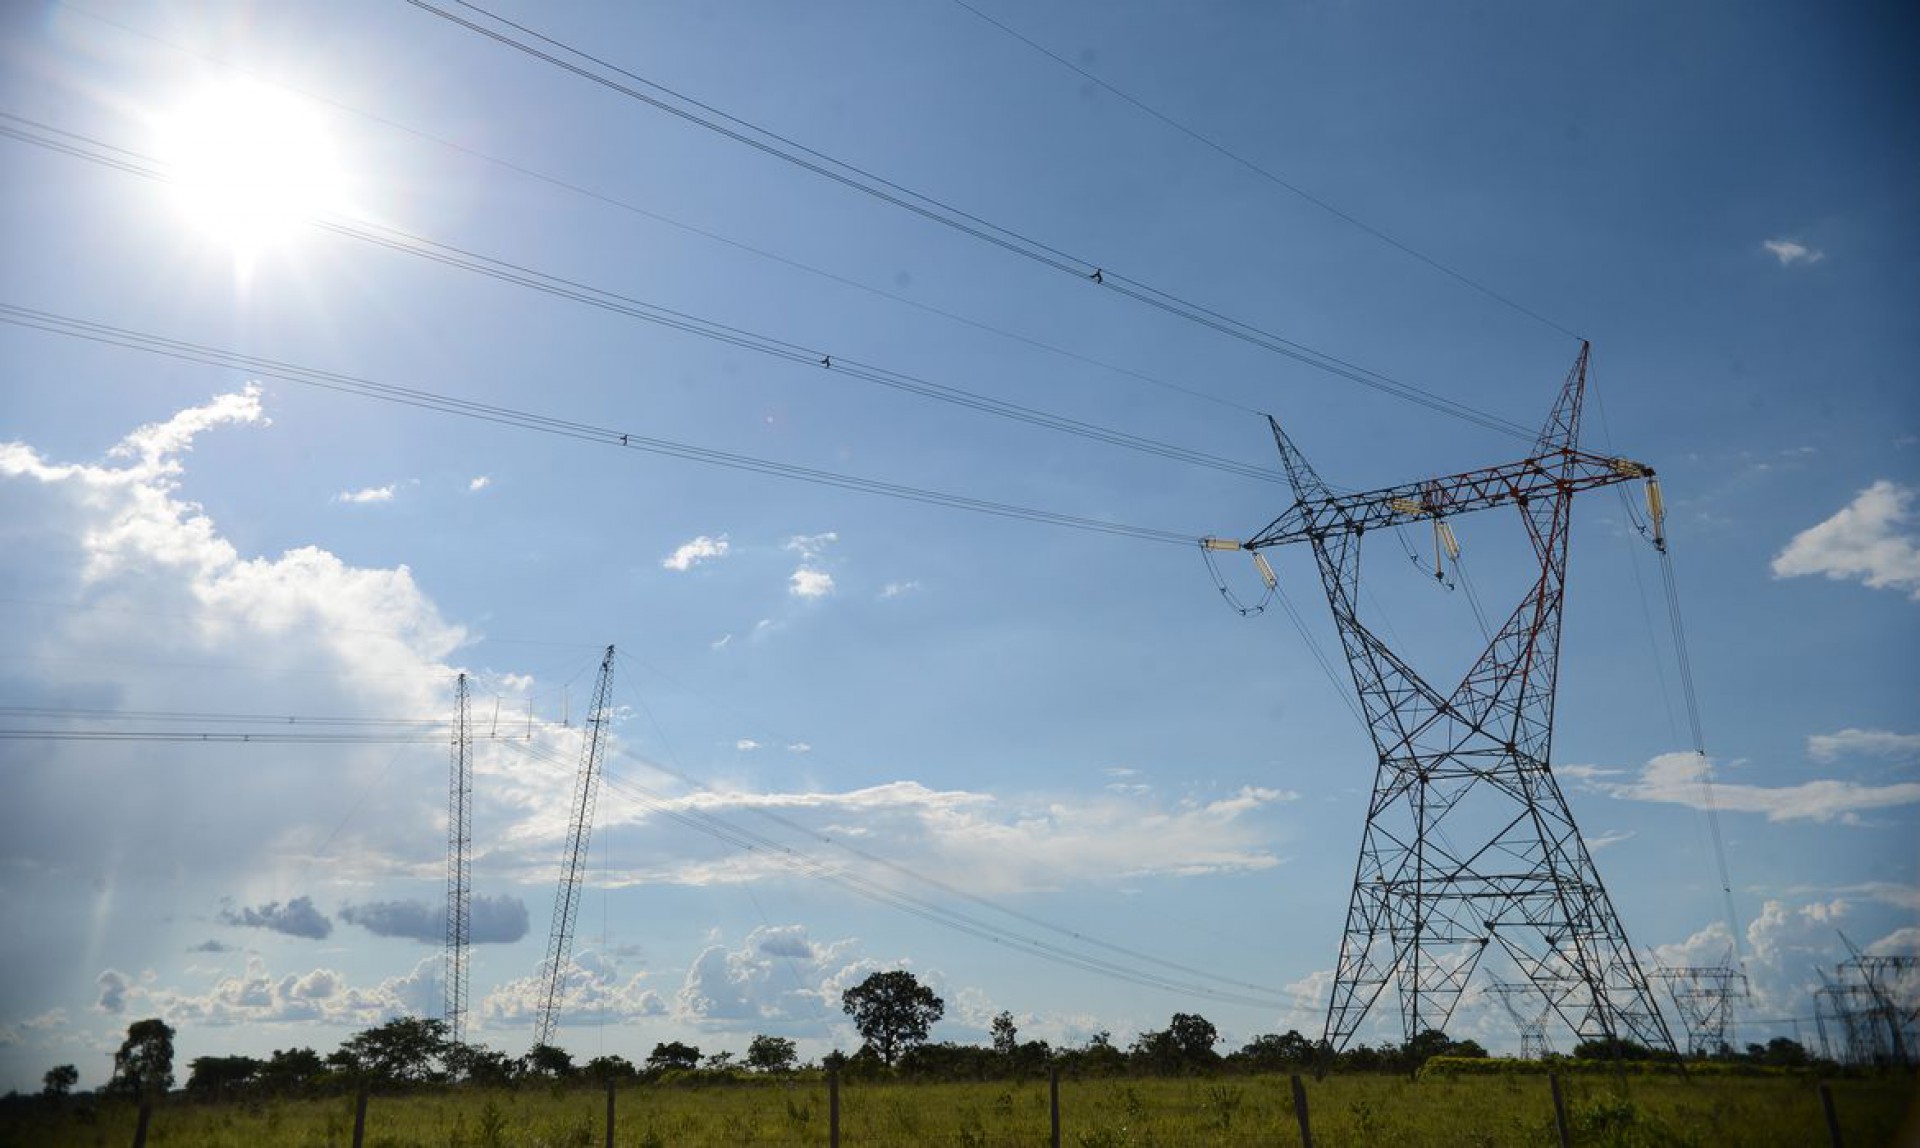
[444,672,472,1045]
[1653,964,1746,1056]
[1488,982,1555,1059]
[1212,345,1679,1058]
[534,645,615,1049]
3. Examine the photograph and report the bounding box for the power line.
[0,113,1282,486]
[61,3,1263,421]
[945,0,1585,343]
[402,0,1539,441]
[0,303,1199,546]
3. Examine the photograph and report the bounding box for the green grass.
[4,1071,1913,1147]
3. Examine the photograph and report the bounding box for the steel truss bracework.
[1213,344,1679,1058]
[534,645,616,1050]
[444,672,473,1046]
[1488,982,1556,1059]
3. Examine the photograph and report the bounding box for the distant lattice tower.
[1653,965,1745,1056]
[1214,346,1680,1059]
[444,672,473,1045]
[1487,982,1555,1059]
[1835,936,1918,1066]
[533,645,615,1050]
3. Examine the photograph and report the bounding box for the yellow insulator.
[1437,520,1461,562]
[1252,552,1278,590]
[1645,477,1667,548]
[1390,497,1426,518]
[1202,537,1243,551]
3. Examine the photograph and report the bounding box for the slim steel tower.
[1216,345,1678,1056]
[1653,965,1745,1056]
[444,672,473,1045]
[533,645,615,1049]
[1488,982,1555,1059]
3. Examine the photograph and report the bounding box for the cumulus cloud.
[333,484,395,504]
[220,896,333,940]
[662,534,731,571]
[735,739,761,751]
[480,952,666,1029]
[1600,752,1920,823]
[96,970,131,1015]
[1808,728,1920,763]
[468,475,491,492]
[340,894,529,945]
[675,925,862,1027]
[785,532,837,598]
[1762,238,1824,266]
[188,940,239,954]
[93,956,442,1028]
[1771,480,1920,599]
[880,581,919,599]
[789,567,835,598]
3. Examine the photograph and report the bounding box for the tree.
[186,1055,263,1097]
[41,1064,78,1098]
[991,1011,1018,1056]
[1131,1013,1220,1075]
[1232,1031,1316,1073]
[581,1054,639,1083]
[110,1018,176,1096]
[258,1047,325,1094]
[335,1016,451,1085]
[746,1034,798,1073]
[647,1041,701,1073]
[522,1043,575,1079]
[841,969,944,1067]
[444,1042,516,1087]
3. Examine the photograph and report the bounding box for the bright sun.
[156,81,348,253]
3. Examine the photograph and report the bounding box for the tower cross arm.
[1244,448,1653,550]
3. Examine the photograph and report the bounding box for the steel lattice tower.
[1488,982,1556,1059]
[1653,965,1745,1056]
[1224,345,1679,1057]
[444,672,473,1045]
[534,645,615,1049]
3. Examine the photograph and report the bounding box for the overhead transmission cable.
[607,652,1284,1001]
[403,0,1539,442]
[0,303,1197,547]
[500,735,1291,1009]
[945,0,1584,343]
[60,4,1260,421]
[0,114,1279,486]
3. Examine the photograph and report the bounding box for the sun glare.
[156,81,347,254]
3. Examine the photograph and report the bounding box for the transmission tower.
[534,645,615,1049]
[1653,964,1746,1056]
[1487,982,1556,1059]
[444,673,473,1045]
[1214,345,1679,1058]
[1835,933,1917,1066]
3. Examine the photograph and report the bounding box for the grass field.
[3,1070,1913,1147]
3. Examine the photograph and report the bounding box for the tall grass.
[3,1070,1911,1147]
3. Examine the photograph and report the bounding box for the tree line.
[22,968,1826,1100]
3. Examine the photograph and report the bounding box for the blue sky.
[2,0,1915,1089]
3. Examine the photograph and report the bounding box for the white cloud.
[1762,238,1824,266]
[736,739,762,752]
[1771,480,1920,599]
[674,925,862,1027]
[662,534,730,571]
[786,743,812,754]
[789,567,834,598]
[468,475,491,492]
[94,956,442,1028]
[1808,728,1920,763]
[333,484,395,504]
[1601,752,1920,823]
[479,952,666,1029]
[784,532,838,561]
[880,581,919,599]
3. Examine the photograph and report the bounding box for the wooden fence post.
[129,1098,152,1148]
[351,1086,369,1148]
[829,1070,840,1148]
[1549,1073,1570,1148]
[605,1080,617,1148]
[1818,1081,1843,1148]
[1049,1068,1061,1148]
[1289,1073,1313,1148]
